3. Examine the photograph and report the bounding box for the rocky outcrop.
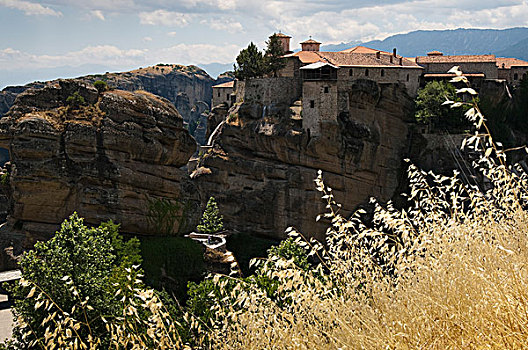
[1,65,223,144]
[193,81,414,240]
[0,80,201,265]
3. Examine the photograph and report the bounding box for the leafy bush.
[8,213,142,348]
[65,92,86,108]
[93,80,108,94]
[196,197,224,234]
[415,80,471,131]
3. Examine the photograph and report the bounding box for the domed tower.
[301,37,321,52]
[272,32,292,54]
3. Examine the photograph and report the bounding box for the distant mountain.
[321,27,528,60]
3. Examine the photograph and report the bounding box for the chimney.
[399,57,403,65]
[390,56,393,64]
[393,48,397,57]
[376,51,381,59]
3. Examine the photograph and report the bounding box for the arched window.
[514,73,519,80]
[381,69,385,77]
[406,74,410,82]
[365,69,369,77]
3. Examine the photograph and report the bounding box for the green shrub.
[66,91,86,108]
[8,213,141,348]
[93,80,108,94]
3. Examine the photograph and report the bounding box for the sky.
[1,0,528,88]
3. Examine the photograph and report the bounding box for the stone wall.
[423,62,498,79]
[338,67,422,97]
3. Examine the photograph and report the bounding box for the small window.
[381,69,385,77]
[406,74,410,82]
[217,91,221,97]
[227,94,229,100]
[324,86,329,93]
[365,69,369,77]
[349,69,353,76]
[514,73,519,80]
[310,100,315,108]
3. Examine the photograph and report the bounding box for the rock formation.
[193,80,414,240]
[0,65,231,144]
[0,80,202,267]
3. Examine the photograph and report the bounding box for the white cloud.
[0,42,239,73]
[0,0,62,16]
[139,10,192,26]
[202,18,243,33]
[143,36,153,42]
[90,9,105,20]
[153,43,240,64]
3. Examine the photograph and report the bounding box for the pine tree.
[234,42,265,80]
[264,33,286,77]
[197,196,224,233]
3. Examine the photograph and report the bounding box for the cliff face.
[0,80,201,260]
[193,80,414,240]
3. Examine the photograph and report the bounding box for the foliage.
[264,34,286,77]
[196,197,224,234]
[140,236,205,301]
[93,80,108,94]
[415,80,470,130]
[0,170,8,186]
[8,213,142,348]
[233,42,265,80]
[146,197,192,235]
[65,92,86,108]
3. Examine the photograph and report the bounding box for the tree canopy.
[264,34,286,77]
[234,42,265,80]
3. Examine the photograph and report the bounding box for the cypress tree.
[264,33,286,77]
[197,197,224,233]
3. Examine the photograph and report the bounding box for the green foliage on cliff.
[8,213,142,348]
[146,197,192,235]
[66,91,86,108]
[196,196,224,234]
[415,80,470,131]
[234,42,265,80]
[93,80,108,94]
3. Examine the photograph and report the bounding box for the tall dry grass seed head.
[206,68,528,349]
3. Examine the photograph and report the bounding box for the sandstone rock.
[193,81,414,240]
[0,80,202,266]
[0,65,225,144]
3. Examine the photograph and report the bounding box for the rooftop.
[212,81,234,88]
[301,38,321,44]
[496,57,528,69]
[416,54,496,64]
[287,50,422,68]
[275,32,291,38]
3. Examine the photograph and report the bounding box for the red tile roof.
[275,32,291,38]
[340,46,391,55]
[301,38,321,44]
[212,81,234,88]
[287,50,421,68]
[427,50,444,56]
[416,54,496,64]
[496,57,528,69]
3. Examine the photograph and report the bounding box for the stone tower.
[273,32,292,54]
[301,37,321,52]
